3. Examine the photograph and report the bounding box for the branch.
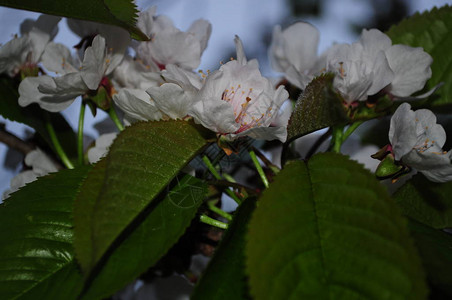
[0,123,35,154]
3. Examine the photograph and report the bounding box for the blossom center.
[221,84,273,133]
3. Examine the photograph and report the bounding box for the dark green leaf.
[246,153,427,299]
[408,220,452,297]
[0,0,148,40]
[0,76,77,160]
[0,166,90,300]
[74,120,211,275]
[386,5,452,110]
[286,73,348,143]
[192,198,256,300]
[81,175,207,300]
[393,175,452,229]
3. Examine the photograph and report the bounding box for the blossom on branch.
[18,35,119,112]
[389,102,452,182]
[0,15,60,77]
[189,36,289,142]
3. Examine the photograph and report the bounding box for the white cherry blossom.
[0,15,60,77]
[269,22,320,90]
[326,29,394,104]
[135,6,212,71]
[18,35,117,112]
[389,102,452,182]
[189,36,289,142]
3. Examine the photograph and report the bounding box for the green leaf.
[246,153,427,299]
[0,76,77,160]
[386,5,452,110]
[0,0,148,40]
[0,166,90,300]
[286,73,348,143]
[192,198,256,300]
[74,120,211,275]
[393,175,452,229]
[81,174,207,300]
[407,220,452,297]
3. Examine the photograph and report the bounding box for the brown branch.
[0,123,35,155]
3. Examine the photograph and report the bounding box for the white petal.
[414,109,446,148]
[25,148,58,174]
[113,88,163,122]
[403,150,452,182]
[357,29,392,60]
[190,98,239,134]
[0,37,30,76]
[41,42,77,74]
[163,64,203,90]
[149,32,202,70]
[112,55,162,90]
[21,15,61,62]
[188,19,212,52]
[389,102,418,160]
[366,50,394,95]
[87,132,117,164]
[386,45,433,97]
[137,6,157,38]
[270,22,319,74]
[147,83,194,119]
[81,35,107,90]
[234,35,247,65]
[19,75,81,112]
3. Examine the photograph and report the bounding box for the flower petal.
[147,83,194,119]
[389,102,418,160]
[81,35,107,90]
[113,88,163,122]
[386,44,433,97]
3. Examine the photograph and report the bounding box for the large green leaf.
[246,153,427,299]
[74,120,211,275]
[286,73,348,143]
[0,166,90,300]
[407,220,452,297]
[0,76,77,159]
[81,174,207,299]
[191,198,256,300]
[386,5,452,109]
[0,0,147,40]
[393,175,452,229]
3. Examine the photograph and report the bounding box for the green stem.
[200,214,228,229]
[45,113,74,169]
[249,150,269,188]
[207,201,233,221]
[108,106,124,131]
[342,121,364,143]
[202,155,242,205]
[331,126,344,153]
[252,146,280,174]
[77,101,86,165]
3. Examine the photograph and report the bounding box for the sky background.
[0,0,451,197]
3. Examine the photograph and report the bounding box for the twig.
[0,123,34,154]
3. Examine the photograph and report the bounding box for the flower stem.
[331,126,344,153]
[251,146,280,174]
[45,113,74,169]
[207,201,233,221]
[202,155,242,205]
[249,149,269,188]
[342,121,364,142]
[108,106,124,131]
[77,101,86,165]
[200,214,229,229]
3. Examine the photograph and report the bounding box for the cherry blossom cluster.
[270,22,434,104]
[0,7,450,183]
